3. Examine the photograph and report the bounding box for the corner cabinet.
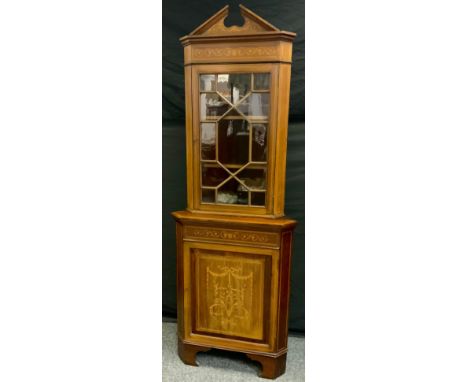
[172,5,297,379]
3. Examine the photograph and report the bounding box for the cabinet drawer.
[184,224,280,249]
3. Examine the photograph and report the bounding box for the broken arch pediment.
[188,4,280,36]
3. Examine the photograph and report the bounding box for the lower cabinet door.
[182,241,279,351]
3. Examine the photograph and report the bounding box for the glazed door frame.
[189,63,280,216]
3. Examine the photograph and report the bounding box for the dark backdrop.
[162,0,305,332]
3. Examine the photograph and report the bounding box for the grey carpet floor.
[162,322,305,381]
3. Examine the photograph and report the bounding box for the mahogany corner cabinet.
[172,5,297,379]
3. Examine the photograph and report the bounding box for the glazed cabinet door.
[182,241,279,352]
[190,64,279,216]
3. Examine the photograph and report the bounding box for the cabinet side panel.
[277,230,293,349]
[266,64,280,215]
[184,63,194,209]
[176,222,185,337]
[273,63,292,216]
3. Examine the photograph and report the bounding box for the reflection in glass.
[201,123,216,160]
[202,188,215,203]
[217,73,250,103]
[237,167,267,191]
[200,93,229,120]
[218,117,249,165]
[200,74,216,91]
[217,178,248,205]
[251,191,266,206]
[201,164,229,187]
[252,124,268,162]
[237,93,269,118]
[254,73,270,90]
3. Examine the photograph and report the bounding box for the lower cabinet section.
[173,211,296,379]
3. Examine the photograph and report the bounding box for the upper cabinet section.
[181,6,295,217]
[180,5,296,65]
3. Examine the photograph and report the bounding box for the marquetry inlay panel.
[185,226,279,247]
[193,249,268,340]
[193,46,278,59]
[185,42,289,65]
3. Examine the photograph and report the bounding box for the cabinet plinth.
[173,5,296,379]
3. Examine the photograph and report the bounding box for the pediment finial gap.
[223,4,244,27]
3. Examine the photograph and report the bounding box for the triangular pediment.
[189,4,279,36]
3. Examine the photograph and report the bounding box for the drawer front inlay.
[185,226,279,247]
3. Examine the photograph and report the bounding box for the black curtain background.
[162,0,305,333]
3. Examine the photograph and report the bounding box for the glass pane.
[198,72,271,208]
[237,93,269,118]
[201,123,216,160]
[201,164,229,187]
[200,74,216,91]
[251,192,266,206]
[252,124,268,162]
[217,117,249,166]
[253,73,270,90]
[202,188,215,203]
[217,73,251,104]
[200,93,229,120]
[237,167,267,191]
[217,178,248,205]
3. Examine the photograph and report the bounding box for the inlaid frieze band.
[184,226,279,247]
[193,46,278,59]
